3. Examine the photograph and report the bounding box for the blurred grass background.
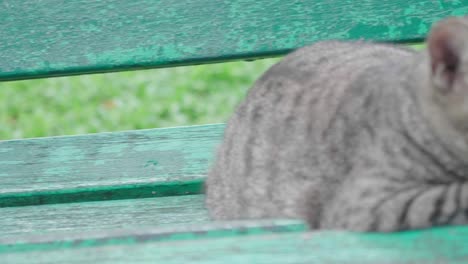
[0,58,279,140]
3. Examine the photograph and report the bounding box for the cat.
[205,16,468,232]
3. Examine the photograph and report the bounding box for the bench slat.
[0,219,307,253]
[0,124,223,207]
[2,225,468,263]
[0,194,208,237]
[1,0,465,81]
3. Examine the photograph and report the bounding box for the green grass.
[0,59,279,140]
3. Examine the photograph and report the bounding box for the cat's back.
[206,41,416,221]
[239,41,414,135]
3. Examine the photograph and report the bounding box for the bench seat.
[0,124,223,207]
[2,221,467,263]
[1,194,208,237]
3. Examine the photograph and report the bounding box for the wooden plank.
[1,0,465,81]
[0,124,224,207]
[0,194,209,237]
[2,225,468,263]
[0,219,307,253]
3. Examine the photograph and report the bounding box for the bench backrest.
[2,0,464,81]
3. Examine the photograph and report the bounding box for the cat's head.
[427,16,468,133]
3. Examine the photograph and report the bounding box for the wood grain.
[0,219,307,253]
[3,225,468,263]
[0,194,209,237]
[0,0,465,81]
[0,124,223,206]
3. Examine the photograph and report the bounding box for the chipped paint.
[0,0,465,81]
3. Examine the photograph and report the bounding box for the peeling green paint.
[0,194,209,237]
[0,0,465,81]
[0,124,224,200]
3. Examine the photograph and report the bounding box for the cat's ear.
[428,17,468,93]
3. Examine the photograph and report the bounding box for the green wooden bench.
[1,1,468,263]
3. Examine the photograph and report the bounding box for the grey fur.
[205,17,468,232]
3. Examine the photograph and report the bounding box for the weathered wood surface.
[3,225,468,263]
[0,124,223,207]
[0,219,307,253]
[0,0,465,81]
[0,194,209,237]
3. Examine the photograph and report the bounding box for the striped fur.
[206,17,468,232]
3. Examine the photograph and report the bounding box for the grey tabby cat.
[205,17,468,232]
